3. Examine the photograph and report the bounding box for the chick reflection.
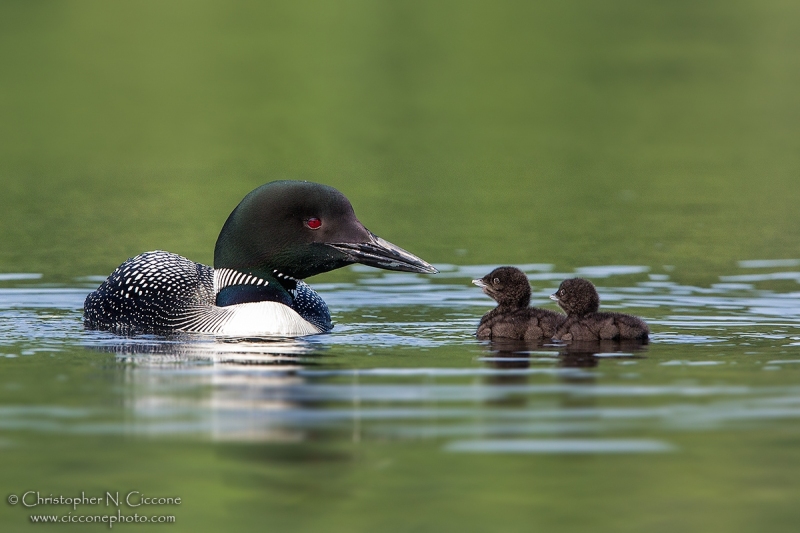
[479,337,649,413]
[478,338,555,408]
[480,338,539,369]
[557,339,649,368]
[556,340,648,411]
[479,338,648,369]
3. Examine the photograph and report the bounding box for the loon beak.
[328,233,438,274]
[549,293,559,302]
[472,279,487,288]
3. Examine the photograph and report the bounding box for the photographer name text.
[8,491,181,510]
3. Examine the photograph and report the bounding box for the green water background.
[2,1,800,532]
[2,0,799,282]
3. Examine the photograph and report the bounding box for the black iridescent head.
[550,278,600,316]
[472,266,531,309]
[213,180,437,279]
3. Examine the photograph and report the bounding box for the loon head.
[550,278,600,316]
[472,266,531,309]
[213,180,438,279]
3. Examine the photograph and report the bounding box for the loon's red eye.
[305,217,322,230]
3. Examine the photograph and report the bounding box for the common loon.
[549,278,649,341]
[473,266,565,340]
[84,180,438,337]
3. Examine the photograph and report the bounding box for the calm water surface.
[2,261,800,531]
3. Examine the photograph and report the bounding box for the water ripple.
[444,439,675,454]
[3,262,800,447]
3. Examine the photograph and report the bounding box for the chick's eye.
[305,217,322,230]
[493,277,500,285]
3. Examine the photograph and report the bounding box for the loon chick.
[473,266,565,340]
[84,180,437,337]
[550,278,649,342]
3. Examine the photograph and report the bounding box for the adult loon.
[84,180,437,337]
[473,266,565,340]
[549,278,649,341]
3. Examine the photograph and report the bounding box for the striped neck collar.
[213,268,298,295]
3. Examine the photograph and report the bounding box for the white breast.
[176,301,323,337]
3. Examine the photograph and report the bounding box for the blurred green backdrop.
[1,0,799,282]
